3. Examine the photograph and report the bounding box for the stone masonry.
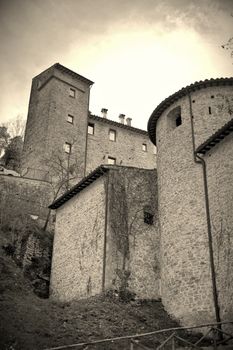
[50,166,160,301]
[0,174,53,229]
[22,64,156,185]
[148,79,233,327]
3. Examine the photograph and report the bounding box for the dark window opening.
[167,106,182,130]
[192,100,195,103]
[176,115,182,127]
[209,107,212,115]
[144,211,154,225]
[142,143,147,152]
[211,95,214,99]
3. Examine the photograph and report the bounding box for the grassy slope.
[0,229,192,350]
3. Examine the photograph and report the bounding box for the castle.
[22,64,233,329]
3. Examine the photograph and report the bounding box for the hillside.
[0,228,203,350]
[0,258,178,349]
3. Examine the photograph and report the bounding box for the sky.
[0,0,232,130]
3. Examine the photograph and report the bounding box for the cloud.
[0,0,232,124]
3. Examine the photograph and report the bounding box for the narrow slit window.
[69,88,76,98]
[67,114,74,124]
[109,129,116,142]
[176,115,182,127]
[64,142,72,154]
[142,143,147,152]
[209,107,212,115]
[88,123,95,135]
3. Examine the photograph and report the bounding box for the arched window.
[167,106,182,130]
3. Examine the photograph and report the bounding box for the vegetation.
[0,230,181,350]
[0,115,26,172]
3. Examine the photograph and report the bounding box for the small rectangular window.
[108,156,116,165]
[208,107,212,115]
[142,143,147,152]
[109,129,116,142]
[69,88,75,98]
[67,114,74,124]
[144,212,154,225]
[88,123,95,135]
[64,142,72,154]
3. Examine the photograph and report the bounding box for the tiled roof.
[195,118,233,155]
[49,165,109,210]
[148,77,233,145]
[89,114,148,135]
[49,164,156,209]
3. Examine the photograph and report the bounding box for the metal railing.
[44,321,233,350]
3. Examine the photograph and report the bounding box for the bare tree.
[3,114,26,139]
[222,37,233,59]
[42,138,83,230]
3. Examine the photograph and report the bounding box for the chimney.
[101,108,108,118]
[126,117,132,126]
[119,114,125,124]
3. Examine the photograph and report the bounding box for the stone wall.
[22,65,91,183]
[207,134,233,323]
[50,176,106,301]
[105,167,160,299]
[155,84,233,326]
[50,166,160,302]
[0,174,53,229]
[86,116,156,174]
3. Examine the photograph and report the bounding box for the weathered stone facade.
[50,166,159,301]
[0,174,53,229]
[148,80,233,327]
[22,64,93,183]
[86,115,156,174]
[22,64,156,185]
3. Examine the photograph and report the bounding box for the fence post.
[171,336,176,350]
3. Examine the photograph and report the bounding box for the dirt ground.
[0,229,204,350]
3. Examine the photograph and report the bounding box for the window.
[108,156,116,165]
[67,114,74,124]
[176,115,182,127]
[64,142,72,154]
[167,106,182,129]
[142,143,147,152]
[88,123,94,135]
[144,211,154,225]
[109,129,116,142]
[209,107,212,115]
[69,88,75,98]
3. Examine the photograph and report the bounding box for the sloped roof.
[34,63,94,86]
[195,118,233,155]
[49,165,109,210]
[54,63,94,86]
[148,77,233,145]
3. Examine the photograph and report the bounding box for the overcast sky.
[0,0,232,130]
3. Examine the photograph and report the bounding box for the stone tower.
[22,63,93,182]
[148,78,233,327]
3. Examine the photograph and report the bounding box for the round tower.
[148,78,233,326]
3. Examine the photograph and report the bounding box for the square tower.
[22,63,93,184]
